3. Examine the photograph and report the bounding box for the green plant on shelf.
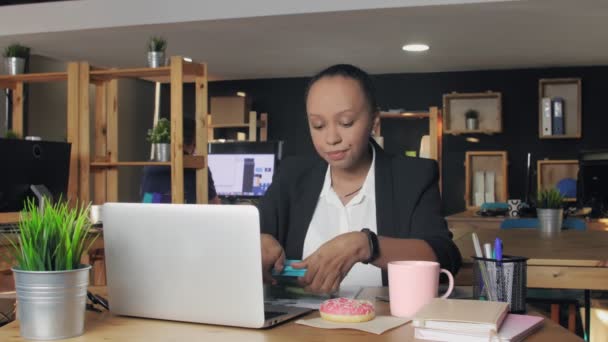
[4,198,97,271]
[3,43,30,58]
[4,130,19,139]
[147,118,171,143]
[148,36,167,52]
[536,188,564,209]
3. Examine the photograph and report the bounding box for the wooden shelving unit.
[538,78,582,139]
[464,151,508,209]
[443,91,502,135]
[0,212,21,225]
[208,111,268,142]
[373,107,443,192]
[537,159,579,202]
[0,64,81,223]
[373,107,442,162]
[82,56,209,205]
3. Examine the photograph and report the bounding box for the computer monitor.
[578,150,608,218]
[207,141,283,198]
[0,139,71,212]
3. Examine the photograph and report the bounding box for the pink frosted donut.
[319,298,375,323]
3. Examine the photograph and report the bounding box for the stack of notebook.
[412,299,544,342]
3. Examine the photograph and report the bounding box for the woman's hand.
[261,234,285,285]
[291,231,370,294]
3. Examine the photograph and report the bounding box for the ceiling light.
[402,44,429,52]
[236,91,246,97]
[466,137,480,143]
[183,57,193,62]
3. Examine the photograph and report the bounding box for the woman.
[259,64,461,294]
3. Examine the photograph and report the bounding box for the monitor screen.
[208,141,282,198]
[0,139,71,212]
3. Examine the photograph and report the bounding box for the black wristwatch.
[360,228,380,264]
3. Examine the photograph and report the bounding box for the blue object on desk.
[500,218,586,231]
[272,259,307,277]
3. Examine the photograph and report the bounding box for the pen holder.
[472,255,528,313]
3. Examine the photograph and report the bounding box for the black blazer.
[258,141,462,284]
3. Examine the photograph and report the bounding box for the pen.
[483,243,493,259]
[494,238,504,302]
[472,233,495,301]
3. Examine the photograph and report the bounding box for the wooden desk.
[452,228,608,290]
[453,228,608,341]
[447,210,608,231]
[0,287,582,341]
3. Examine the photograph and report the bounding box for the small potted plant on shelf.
[465,109,479,130]
[147,36,167,68]
[4,129,19,139]
[147,118,171,161]
[536,188,564,237]
[5,199,96,340]
[3,43,30,75]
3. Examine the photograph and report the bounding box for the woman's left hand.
[291,231,370,294]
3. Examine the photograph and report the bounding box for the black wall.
[164,65,608,215]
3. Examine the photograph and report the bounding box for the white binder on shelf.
[485,171,496,203]
[541,97,552,136]
[474,171,486,207]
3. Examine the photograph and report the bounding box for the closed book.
[541,97,552,136]
[414,313,544,342]
[552,97,565,135]
[412,298,509,335]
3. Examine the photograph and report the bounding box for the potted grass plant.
[536,188,564,237]
[465,109,479,130]
[147,117,171,161]
[5,199,96,340]
[147,36,167,68]
[4,130,19,139]
[3,43,30,75]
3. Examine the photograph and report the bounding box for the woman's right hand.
[261,233,285,285]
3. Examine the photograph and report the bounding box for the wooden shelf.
[0,212,20,224]
[208,112,268,142]
[538,78,582,139]
[90,155,205,169]
[379,111,430,119]
[0,72,68,88]
[537,159,579,201]
[90,61,204,83]
[443,92,502,135]
[464,151,509,209]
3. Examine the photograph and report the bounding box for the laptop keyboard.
[264,311,287,320]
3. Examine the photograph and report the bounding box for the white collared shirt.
[302,145,382,288]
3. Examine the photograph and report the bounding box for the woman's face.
[306,76,378,171]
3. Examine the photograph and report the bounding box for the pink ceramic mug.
[388,261,454,318]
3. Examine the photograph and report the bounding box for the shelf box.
[537,159,579,201]
[443,92,502,135]
[464,151,509,209]
[538,78,582,139]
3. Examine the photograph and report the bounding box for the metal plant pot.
[154,143,170,162]
[5,57,25,75]
[147,51,166,68]
[537,208,563,238]
[13,265,91,340]
[466,118,479,130]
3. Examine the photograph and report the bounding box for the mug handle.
[439,269,454,299]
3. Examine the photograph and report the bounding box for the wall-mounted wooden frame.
[464,151,508,209]
[538,78,582,139]
[443,91,502,135]
[537,159,579,202]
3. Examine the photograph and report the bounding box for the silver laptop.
[102,203,311,328]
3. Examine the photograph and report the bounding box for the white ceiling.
[0,0,607,80]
